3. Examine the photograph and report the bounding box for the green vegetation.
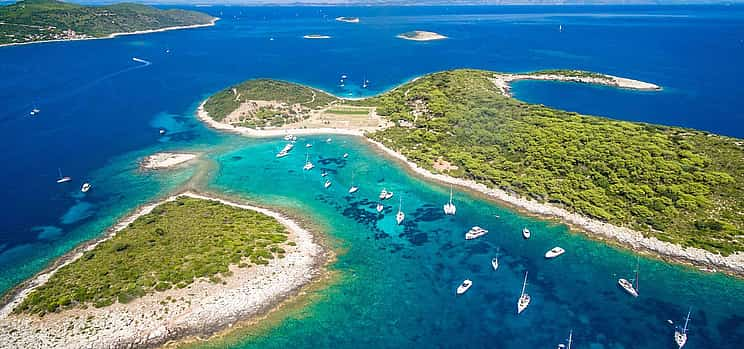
[204,79,338,125]
[325,106,372,115]
[361,69,743,255]
[0,0,214,45]
[530,69,612,80]
[14,197,290,315]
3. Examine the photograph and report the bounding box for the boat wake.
[132,57,152,66]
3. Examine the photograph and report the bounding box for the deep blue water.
[0,4,743,348]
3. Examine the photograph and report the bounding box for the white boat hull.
[545,247,565,259]
[396,212,405,225]
[491,258,499,270]
[457,280,472,295]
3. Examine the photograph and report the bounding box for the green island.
[14,196,290,315]
[204,69,743,256]
[0,0,215,46]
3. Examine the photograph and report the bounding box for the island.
[197,69,744,276]
[140,152,198,170]
[335,16,360,23]
[396,31,447,41]
[303,34,331,39]
[0,193,325,348]
[0,0,217,47]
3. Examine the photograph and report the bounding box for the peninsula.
[140,152,198,170]
[397,31,447,41]
[0,193,326,348]
[197,69,744,276]
[0,0,216,46]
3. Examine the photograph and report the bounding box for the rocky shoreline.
[490,72,661,97]
[196,86,744,277]
[0,191,328,349]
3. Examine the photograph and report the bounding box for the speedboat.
[81,182,92,193]
[456,279,472,295]
[326,137,332,143]
[545,247,565,259]
[159,129,166,135]
[376,203,384,213]
[465,226,488,240]
[305,143,313,148]
[348,186,359,194]
[618,278,639,297]
[321,171,328,177]
[517,271,530,314]
[29,108,40,116]
[284,134,295,141]
[324,180,332,189]
[522,227,531,239]
[379,189,394,200]
[343,153,349,158]
[491,257,499,270]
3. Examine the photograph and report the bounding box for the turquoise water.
[200,136,744,348]
[0,4,743,349]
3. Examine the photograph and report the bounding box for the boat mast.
[58,168,63,177]
[398,196,402,214]
[635,256,640,292]
[520,271,528,296]
[682,308,691,333]
[568,330,573,349]
[449,186,453,205]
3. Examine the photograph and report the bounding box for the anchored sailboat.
[56,168,71,184]
[517,271,531,314]
[618,257,640,297]
[376,202,384,213]
[396,196,405,225]
[303,153,314,170]
[674,308,692,348]
[443,186,456,215]
[348,173,359,194]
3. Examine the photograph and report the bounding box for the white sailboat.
[491,257,499,270]
[557,330,573,349]
[674,309,691,348]
[396,197,405,225]
[324,180,332,189]
[443,186,456,215]
[303,154,314,170]
[618,257,640,297]
[348,173,359,194]
[56,168,71,183]
[376,203,384,213]
[517,271,531,314]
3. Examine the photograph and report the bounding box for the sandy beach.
[140,152,198,170]
[195,79,744,276]
[0,18,219,48]
[0,191,327,349]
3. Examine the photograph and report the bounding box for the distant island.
[397,30,447,41]
[335,16,360,23]
[303,34,332,39]
[197,69,744,276]
[0,0,217,46]
[0,193,325,347]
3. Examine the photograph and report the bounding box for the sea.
[0,4,743,348]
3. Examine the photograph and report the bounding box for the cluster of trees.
[15,197,289,315]
[0,0,214,45]
[530,69,611,80]
[365,69,743,255]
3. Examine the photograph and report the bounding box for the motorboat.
[465,226,488,240]
[379,189,394,200]
[81,182,92,193]
[491,257,499,270]
[522,227,531,239]
[545,247,565,259]
[456,279,472,295]
[324,180,332,188]
[376,203,384,213]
